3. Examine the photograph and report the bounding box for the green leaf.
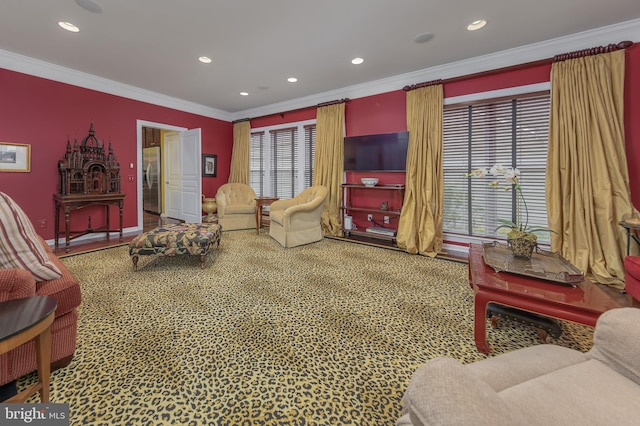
[495,219,518,227]
[526,227,557,234]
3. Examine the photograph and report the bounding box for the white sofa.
[397,307,640,426]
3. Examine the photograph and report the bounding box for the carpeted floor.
[20,230,594,425]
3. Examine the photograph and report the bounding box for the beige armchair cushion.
[269,185,328,248]
[215,183,256,231]
[588,306,640,385]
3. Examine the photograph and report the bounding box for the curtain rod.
[402,79,443,92]
[403,40,634,91]
[553,40,632,62]
[236,98,350,123]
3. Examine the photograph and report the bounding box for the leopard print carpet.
[19,230,594,425]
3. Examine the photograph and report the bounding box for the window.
[250,120,316,198]
[442,94,551,244]
[249,131,265,193]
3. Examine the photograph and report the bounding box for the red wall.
[250,109,316,129]
[624,43,640,208]
[0,68,233,240]
[249,47,640,231]
[2,44,638,242]
[345,91,406,136]
[341,48,640,210]
[444,63,551,97]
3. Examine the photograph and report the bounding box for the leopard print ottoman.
[129,223,222,270]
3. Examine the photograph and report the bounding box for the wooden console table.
[468,243,622,354]
[54,193,126,253]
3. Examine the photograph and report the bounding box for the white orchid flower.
[503,168,520,185]
[489,164,505,176]
[464,163,553,242]
[469,168,487,177]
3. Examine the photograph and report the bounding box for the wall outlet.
[384,216,390,224]
[37,219,47,229]
[367,214,373,221]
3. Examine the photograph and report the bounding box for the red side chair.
[624,256,640,302]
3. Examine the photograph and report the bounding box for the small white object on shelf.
[366,226,396,236]
[344,215,353,230]
[361,178,379,187]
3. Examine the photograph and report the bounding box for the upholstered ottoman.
[129,223,222,270]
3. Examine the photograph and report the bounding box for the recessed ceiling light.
[467,20,487,31]
[414,32,434,43]
[240,92,249,96]
[75,0,103,13]
[287,77,298,83]
[351,57,364,65]
[198,56,212,64]
[58,22,80,32]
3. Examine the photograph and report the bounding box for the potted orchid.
[465,165,553,258]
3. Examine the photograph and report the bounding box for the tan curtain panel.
[313,102,345,237]
[229,121,250,184]
[547,49,637,287]
[397,84,443,257]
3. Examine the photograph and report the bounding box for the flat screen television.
[343,131,409,171]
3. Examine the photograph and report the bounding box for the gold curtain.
[229,121,250,184]
[313,102,345,237]
[397,84,443,256]
[547,49,637,287]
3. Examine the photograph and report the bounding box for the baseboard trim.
[44,226,141,250]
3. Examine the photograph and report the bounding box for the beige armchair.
[215,183,256,231]
[397,307,640,426]
[269,185,328,248]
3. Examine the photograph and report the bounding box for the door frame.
[136,120,188,231]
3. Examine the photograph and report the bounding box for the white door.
[164,131,181,220]
[163,129,201,223]
[178,128,202,223]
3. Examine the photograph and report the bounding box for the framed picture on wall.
[0,142,31,172]
[202,154,217,177]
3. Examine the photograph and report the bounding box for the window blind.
[249,131,265,196]
[271,127,298,198]
[304,125,316,187]
[249,121,316,198]
[443,94,551,243]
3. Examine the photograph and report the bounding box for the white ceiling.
[1,0,640,119]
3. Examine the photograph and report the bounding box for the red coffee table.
[468,244,622,354]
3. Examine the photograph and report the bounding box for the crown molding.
[0,50,233,122]
[230,17,640,121]
[1,18,639,124]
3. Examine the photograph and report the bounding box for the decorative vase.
[201,196,218,222]
[508,236,537,259]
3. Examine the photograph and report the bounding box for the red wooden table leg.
[474,291,492,354]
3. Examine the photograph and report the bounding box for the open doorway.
[136,120,202,232]
[141,126,175,231]
[142,126,161,215]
